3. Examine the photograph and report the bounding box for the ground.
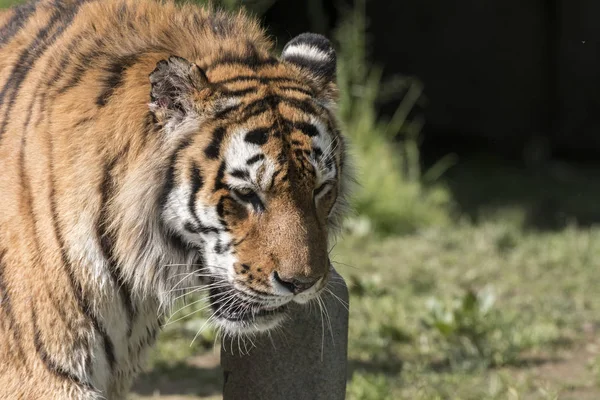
[130,160,600,400]
[3,0,599,398]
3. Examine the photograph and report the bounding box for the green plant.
[347,372,393,400]
[0,0,23,8]
[335,0,452,236]
[422,288,527,370]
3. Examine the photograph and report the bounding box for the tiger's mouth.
[209,284,289,330]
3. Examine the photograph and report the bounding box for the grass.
[0,0,20,8]
[134,196,600,399]
[335,1,452,236]
[4,0,600,399]
[338,218,600,399]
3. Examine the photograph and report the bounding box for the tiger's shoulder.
[0,0,349,398]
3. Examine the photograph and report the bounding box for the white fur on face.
[307,115,337,185]
[224,128,276,191]
[158,116,345,334]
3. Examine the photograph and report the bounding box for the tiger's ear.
[149,56,209,124]
[281,33,337,86]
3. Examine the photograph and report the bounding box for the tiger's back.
[0,0,349,398]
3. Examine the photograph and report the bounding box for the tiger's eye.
[236,187,252,196]
[233,188,264,212]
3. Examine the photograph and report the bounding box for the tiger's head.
[149,34,350,334]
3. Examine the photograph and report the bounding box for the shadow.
[506,355,565,369]
[426,353,565,374]
[348,355,404,378]
[436,154,600,231]
[132,360,223,397]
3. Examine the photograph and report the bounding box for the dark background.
[263,0,600,164]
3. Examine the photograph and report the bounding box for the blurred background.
[3,0,600,398]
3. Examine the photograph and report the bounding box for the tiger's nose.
[273,271,319,294]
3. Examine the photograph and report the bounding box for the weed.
[335,0,452,236]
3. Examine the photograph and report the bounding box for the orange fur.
[0,1,350,398]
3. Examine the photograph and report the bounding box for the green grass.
[5,1,600,399]
[335,1,452,236]
[0,0,20,8]
[136,205,600,399]
[337,219,600,399]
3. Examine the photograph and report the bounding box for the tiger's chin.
[209,286,290,335]
[215,310,288,336]
[212,302,289,335]
[206,274,329,335]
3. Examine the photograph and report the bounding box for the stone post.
[221,270,349,400]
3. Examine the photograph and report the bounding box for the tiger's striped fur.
[0,0,351,398]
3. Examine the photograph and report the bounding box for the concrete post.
[221,269,349,400]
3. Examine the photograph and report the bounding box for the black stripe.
[313,147,323,159]
[286,33,334,55]
[215,195,229,222]
[278,85,313,96]
[74,116,93,128]
[47,128,116,372]
[246,154,264,165]
[276,151,287,164]
[31,306,94,390]
[244,127,269,145]
[184,162,223,235]
[45,285,93,373]
[15,105,70,373]
[230,169,249,179]
[0,0,89,139]
[97,151,136,337]
[96,54,139,107]
[213,75,300,85]
[28,31,85,128]
[293,121,320,137]
[325,155,335,170]
[283,54,336,81]
[206,52,278,73]
[56,47,105,95]
[279,97,320,115]
[184,222,220,235]
[221,87,258,97]
[188,162,204,223]
[159,137,193,210]
[103,334,116,370]
[213,162,227,192]
[0,250,28,365]
[271,166,287,182]
[236,98,273,123]
[184,221,198,234]
[214,103,241,120]
[45,33,83,89]
[204,127,226,159]
[0,0,39,48]
[144,111,158,132]
[34,35,105,132]
[233,234,248,247]
[266,172,276,191]
[236,95,321,125]
[45,288,81,340]
[215,239,233,255]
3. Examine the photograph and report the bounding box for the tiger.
[0,0,351,398]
